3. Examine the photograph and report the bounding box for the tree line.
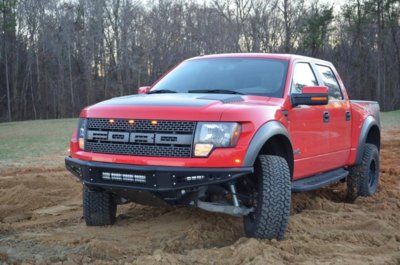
[1,0,399,122]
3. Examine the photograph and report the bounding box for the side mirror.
[138,86,151,94]
[291,86,329,106]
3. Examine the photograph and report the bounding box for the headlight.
[194,122,241,157]
[77,118,87,150]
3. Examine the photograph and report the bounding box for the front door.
[288,62,331,180]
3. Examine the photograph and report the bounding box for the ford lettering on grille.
[130,133,154,144]
[108,132,130,142]
[84,119,195,158]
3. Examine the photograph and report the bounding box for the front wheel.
[83,185,117,226]
[243,155,291,240]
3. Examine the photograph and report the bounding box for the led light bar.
[102,172,146,183]
[185,175,205,181]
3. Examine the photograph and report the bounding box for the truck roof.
[188,53,331,65]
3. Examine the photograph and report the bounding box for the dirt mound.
[0,130,399,264]
[0,168,80,222]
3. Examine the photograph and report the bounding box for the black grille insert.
[85,119,195,158]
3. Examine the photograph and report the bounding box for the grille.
[85,118,195,158]
[86,142,191,158]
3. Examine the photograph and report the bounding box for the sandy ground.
[0,130,400,264]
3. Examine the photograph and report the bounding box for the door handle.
[345,110,351,121]
[323,111,330,123]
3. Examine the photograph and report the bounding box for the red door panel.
[289,105,331,180]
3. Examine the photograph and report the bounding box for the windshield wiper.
[188,89,244,95]
[147,89,177,94]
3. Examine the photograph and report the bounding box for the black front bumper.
[65,157,253,192]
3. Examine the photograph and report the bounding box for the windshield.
[150,58,288,97]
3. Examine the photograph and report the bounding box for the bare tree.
[0,0,399,122]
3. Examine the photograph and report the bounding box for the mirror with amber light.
[291,86,329,106]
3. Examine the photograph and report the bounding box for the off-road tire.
[83,185,117,226]
[243,155,291,240]
[347,143,380,201]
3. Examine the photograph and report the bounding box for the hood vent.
[197,94,244,104]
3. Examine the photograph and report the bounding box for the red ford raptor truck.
[65,53,380,240]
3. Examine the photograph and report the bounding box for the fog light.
[134,175,146,183]
[111,173,122,181]
[194,144,213,157]
[122,174,134,182]
[102,172,111,180]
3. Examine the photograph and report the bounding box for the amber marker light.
[128,120,135,124]
[230,124,242,146]
[311,97,327,101]
[235,159,241,164]
[151,120,158,125]
[109,119,115,124]
[79,138,85,149]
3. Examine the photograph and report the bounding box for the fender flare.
[355,116,380,165]
[242,121,293,175]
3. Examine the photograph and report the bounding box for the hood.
[81,93,247,121]
[96,93,245,107]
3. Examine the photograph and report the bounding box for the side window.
[316,65,343,100]
[291,63,318,93]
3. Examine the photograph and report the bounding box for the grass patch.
[0,118,77,167]
[381,110,400,129]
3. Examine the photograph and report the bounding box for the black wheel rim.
[369,159,377,187]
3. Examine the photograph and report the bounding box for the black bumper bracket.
[65,157,253,192]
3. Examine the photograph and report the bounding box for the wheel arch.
[242,121,294,178]
[355,116,381,165]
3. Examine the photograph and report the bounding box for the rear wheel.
[242,155,291,240]
[347,143,380,201]
[83,185,117,226]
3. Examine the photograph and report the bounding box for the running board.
[291,168,348,192]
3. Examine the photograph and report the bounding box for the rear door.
[314,64,351,168]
